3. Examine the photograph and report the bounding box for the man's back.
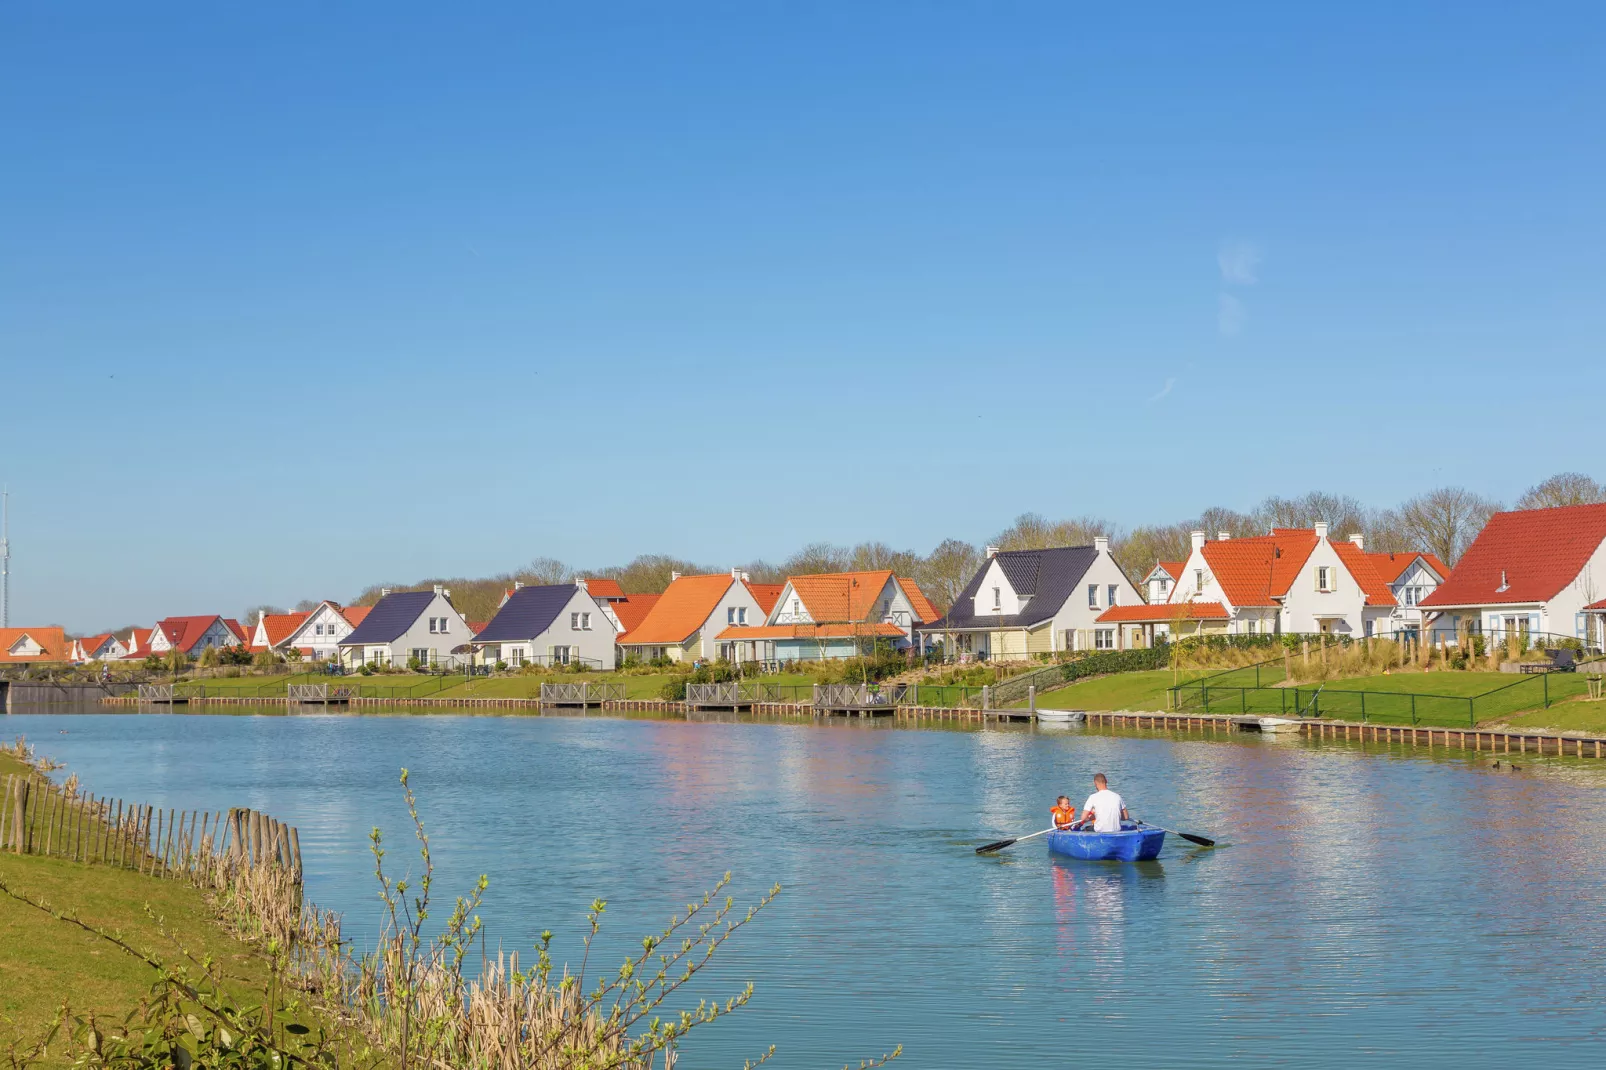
[1081,788,1125,833]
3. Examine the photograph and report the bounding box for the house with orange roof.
[71,633,128,662]
[1420,502,1606,649]
[0,627,69,664]
[247,611,311,654]
[146,615,248,658]
[120,627,155,660]
[1141,561,1187,605]
[1097,524,1422,647]
[617,570,769,663]
[716,570,939,664]
[1364,545,1450,639]
[918,539,1140,658]
[272,601,371,660]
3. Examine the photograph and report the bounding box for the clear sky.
[4,2,1605,631]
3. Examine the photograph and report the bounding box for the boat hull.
[1047,825,1166,861]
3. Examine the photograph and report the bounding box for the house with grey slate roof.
[917,538,1140,659]
[471,580,619,670]
[337,585,473,670]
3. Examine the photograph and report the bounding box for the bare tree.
[913,538,982,614]
[294,598,321,613]
[736,558,786,584]
[1361,509,1415,554]
[1194,506,1259,539]
[1112,525,1194,585]
[597,554,712,593]
[517,557,574,586]
[849,541,921,575]
[1517,472,1606,510]
[1253,492,1370,536]
[992,512,1114,551]
[1395,487,1500,565]
[242,603,287,625]
[783,542,853,575]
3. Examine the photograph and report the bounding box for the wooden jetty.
[538,681,625,707]
[287,683,352,705]
[136,683,185,705]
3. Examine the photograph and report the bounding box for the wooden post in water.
[289,825,303,882]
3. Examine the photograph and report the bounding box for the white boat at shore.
[1254,716,1303,733]
[1034,708,1086,723]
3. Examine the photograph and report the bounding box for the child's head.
[1056,795,1069,805]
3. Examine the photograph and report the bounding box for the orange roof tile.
[76,633,114,658]
[254,613,309,650]
[581,578,626,600]
[715,622,908,641]
[1366,550,1450,585]
[1422,503,1606,608]
[339,605,372,627]
[896,578,940,623]
[787,570,897,622]
[612,593,662,636]
[1328,542,1399,606]
[619,574,738,646]
[1159,561,1186,580]
[745,582,785,616]
[1199,532,1319,607]
[1096,603,1229,623]
[121,627,154,658]
[0,627,69,662]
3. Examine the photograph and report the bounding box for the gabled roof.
[715,622,907,641]
[77,633,114,657]
[612,593,661,636]
[255,613,309,650]
[918,546,1100,631]
[745,582,785,616]
[339,590,439,645]
[121,627,153,658]
[787,571,897,622]
[340,604,372,627]
[475,584,589,643]
[155,616,241,654]
[0,627,69,662]
[618,574,737,646]
[1328,541,1399,607]
[1198,532,1320,607]
[1421,503,1606,608]
[1149,561,1186,581]
[1096,603,1229,623]
[897,578,940,623]
[1367,551,1450,585]
[581,578,626,600]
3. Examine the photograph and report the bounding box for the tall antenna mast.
[1,487,10,628]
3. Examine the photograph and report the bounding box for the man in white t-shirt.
[1076,773,1129,833]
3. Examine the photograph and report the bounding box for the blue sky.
[4,2,1605,631]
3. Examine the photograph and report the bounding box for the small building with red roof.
[1141,561,1187,605]
[1097,524,1430,647]
[0,627,70,664]
[146,615,248,658]
[71,632,128,662]
[120,627,155,660]
[272,601,371,660]
[716,569,939,664]
[1419,502,1606,648]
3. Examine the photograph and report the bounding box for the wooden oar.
[1136,820,1216,848]
[976,824,1061,854]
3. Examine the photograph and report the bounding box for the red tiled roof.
[1422,503,1606,608]
[745,582,785,616]
[339,604,372,627]
[1095,603,1229,623]
[1329,541,1399,607]
[121,627,154,658]
[715,622,908,641]
[1588,598,1606,612]
[1199,532,1319,607]
[581,578,626,600]
[254,613,309,651]
[611,593,661,636]
[0,627,70,663]
[897,578,940,623]
[619,575,736,646]
[468,621,488,636]
[1367,551,1450,584]
[787,571,897,622]
[1154,561,1186,580]
[77,633,114,658]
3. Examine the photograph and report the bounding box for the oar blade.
[975,838,1017,854]
[1177,831,1216,848]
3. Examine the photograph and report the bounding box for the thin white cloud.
[1218,293,1245,336]
[1147,377,1176,404]
[1218,241,1261,286]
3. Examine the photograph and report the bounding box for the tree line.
[238,471,1605,627]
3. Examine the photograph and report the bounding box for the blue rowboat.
[1047,823,1166,862]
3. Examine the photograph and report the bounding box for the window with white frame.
[728,607,737,624]
[1108,584,1118,607]
[1094,628,1115,650]
[581,612,592,631]
[1246,619,1258,635]
[1158,578,1169,594]
[1195,569,1205,593]
[552,645,572,665]
[738,606,748,625]
[1316,567,1334,592]
[314,623,324,636]
[510,647,525,666]
[992,586,1001,611]
[571,612,580,630]
[1088,584,1098,608]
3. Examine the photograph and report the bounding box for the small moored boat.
[1047,823,1166,862]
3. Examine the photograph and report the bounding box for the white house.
[148,616,249,657]
[1097,525,1424,646]
[471,580,620,668]
[917,539,1141,658]
[1420,502,1606,649]
[1141,561,1186,605]
[618,570,770,663]
[337,586,473,669]
[715,570,939,663]
[1361,543,1450,641]
[270,602,371,660]
[71,633,128,662]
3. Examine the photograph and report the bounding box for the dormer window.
[1158,578,1169,594]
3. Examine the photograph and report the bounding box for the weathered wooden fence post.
[9,777,31,853]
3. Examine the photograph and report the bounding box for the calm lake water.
[9,707,1606,1067]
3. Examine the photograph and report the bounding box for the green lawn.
[1017,670,1179,711]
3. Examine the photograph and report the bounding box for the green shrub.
[1060,641,1171,683]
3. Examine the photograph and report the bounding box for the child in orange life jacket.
[1050,795,1077,829]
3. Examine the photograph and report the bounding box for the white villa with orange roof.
[71,632,129,662]
[716,569,938,664]
[270,601,372,660]
[1097,524,1420,647]
[617,570,769,663]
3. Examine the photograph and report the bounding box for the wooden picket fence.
[1,770,301,881]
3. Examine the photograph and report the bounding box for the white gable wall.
[283,603,361,659]
[970,559,1025,618]
[1280,541,1369,635]
[696,581,765,659]
[1049,548,1143,650]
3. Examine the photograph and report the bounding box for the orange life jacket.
[1051,803,1077,829]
